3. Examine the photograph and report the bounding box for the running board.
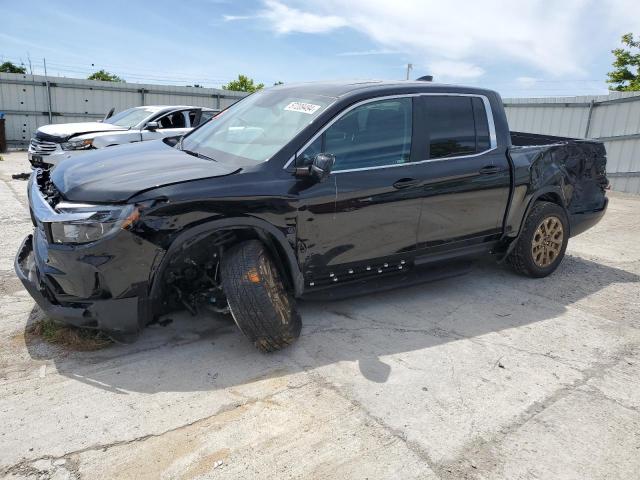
[301,260,473,301]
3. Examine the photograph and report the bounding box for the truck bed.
[505,131,608,237]
[510,131,581,146]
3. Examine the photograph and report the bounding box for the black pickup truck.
[15,80,608,352]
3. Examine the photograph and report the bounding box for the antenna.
[405,63,413,80]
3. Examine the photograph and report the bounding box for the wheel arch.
[518,187,569,237]
[148,217,304,304]
[500,187,570,262]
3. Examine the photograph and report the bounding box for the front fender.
[91,130,142,148]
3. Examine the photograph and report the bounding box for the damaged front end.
[15,170,242,342]
[15,170,162,342]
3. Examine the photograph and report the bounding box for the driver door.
[296,96,424,283]
[141,110,192,140]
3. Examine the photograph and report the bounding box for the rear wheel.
[220,240,301,353]
[507,201,569,278]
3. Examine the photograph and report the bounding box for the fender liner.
[148,217,304,303]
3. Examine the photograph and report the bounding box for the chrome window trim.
[283,92,498,172]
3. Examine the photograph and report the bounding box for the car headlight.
[49,203,140,244]
[61,138,94,151]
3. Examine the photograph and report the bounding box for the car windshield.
[105,107,158,128]
[181,89,335,165]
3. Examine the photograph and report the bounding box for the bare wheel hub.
[531,215,564,268]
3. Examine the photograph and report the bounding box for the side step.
[301,259,473,302]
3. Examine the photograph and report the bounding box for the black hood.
[52,140,239,203]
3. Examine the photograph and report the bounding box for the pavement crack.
[290,357,448,480]
[435,343,640,479]
[0,380,313,476]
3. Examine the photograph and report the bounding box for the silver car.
[28,105,219,168]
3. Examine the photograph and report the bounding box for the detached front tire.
[507,201,569,278]
[220,240,301,353]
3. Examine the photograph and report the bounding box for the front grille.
[29,138,58,156]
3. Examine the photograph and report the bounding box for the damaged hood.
[37,122,127,142]
[51,140,239,203]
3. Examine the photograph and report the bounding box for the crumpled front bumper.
[15,234,145,342]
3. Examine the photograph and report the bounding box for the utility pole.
[406,63,413,80]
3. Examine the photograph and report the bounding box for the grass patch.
[27,318,113,351]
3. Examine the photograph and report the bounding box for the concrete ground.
[0,150,639,480]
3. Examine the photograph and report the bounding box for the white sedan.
[28,105,219,168]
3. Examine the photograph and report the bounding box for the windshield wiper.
[177,135,215,161]
[181,148,217,162]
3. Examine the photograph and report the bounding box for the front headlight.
[49,203,140,244]
[61,138,94,151]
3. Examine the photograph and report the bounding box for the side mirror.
[296,153,335,182]
[146,121,159,131]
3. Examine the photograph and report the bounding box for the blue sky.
[1,0,638,97]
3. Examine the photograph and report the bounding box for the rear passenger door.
[415,95,510,250]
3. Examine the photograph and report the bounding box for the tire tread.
[221,240,301,353]
[507,201,568,278]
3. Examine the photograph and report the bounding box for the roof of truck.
[269,80,498,99]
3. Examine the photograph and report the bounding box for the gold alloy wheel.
[531,215,564,268]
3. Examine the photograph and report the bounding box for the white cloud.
[429,61,485,79]
[337,49,400,56]
[259,0,348,34]
[250,0,640,78]
[516,76,539,88]
[223,14,253,21]
[221,1,347,34]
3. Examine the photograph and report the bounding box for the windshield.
[105,107,158,128]
[181,89,335,165]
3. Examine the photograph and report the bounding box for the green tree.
[87,70,124,82]
[222,74,264,93]
[0,61,27,74]
[607,33,640,91]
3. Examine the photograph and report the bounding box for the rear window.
[424,96,491,159]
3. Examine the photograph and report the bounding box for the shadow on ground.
[23,255,639,394]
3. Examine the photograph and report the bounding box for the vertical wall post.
[43,58,53,123]
[584,100,595,138]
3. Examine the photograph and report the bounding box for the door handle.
[393,178,420,189]
[479,165,500,175]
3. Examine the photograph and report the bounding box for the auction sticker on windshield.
[284,102,322,115]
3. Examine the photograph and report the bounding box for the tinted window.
[424,96,491,159]
[299,98,412,170]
